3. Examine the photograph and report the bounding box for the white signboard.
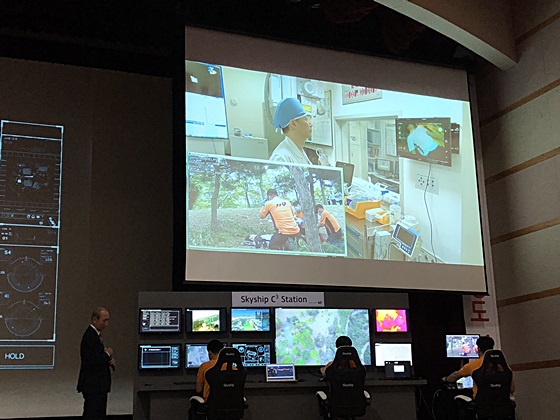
[232,292,325,307]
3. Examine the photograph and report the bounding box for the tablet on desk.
[266,364,297,382]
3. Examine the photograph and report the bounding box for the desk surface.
[135,373,426,392]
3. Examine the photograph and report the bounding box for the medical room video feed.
[185,59,484,265]
[184,45,488,292]
[187,153,347,257]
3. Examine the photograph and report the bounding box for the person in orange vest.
[316,204,343,244]
[260,189,300,250]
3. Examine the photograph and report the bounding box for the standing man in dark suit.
[77,307,116,419]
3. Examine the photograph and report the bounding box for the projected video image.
[231,308,270,332]
[184,39,488,293]
[187,153,346,257]
[375,309,408,333]
[232,343,271,367]
[191,309,221,332]
[275,308,371,366]
[396,118,451,167]
[446,334,480,358]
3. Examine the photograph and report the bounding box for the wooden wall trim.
[497,286,560,308]
[485,147,560,185]
[516,10,560,45]
[510,359,560,372]
[480,78,560,127]
[490,216,560,246]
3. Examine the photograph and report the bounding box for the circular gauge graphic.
[5,300,42,337]
[7,256,44,292]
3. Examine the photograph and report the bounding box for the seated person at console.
[320,336,356,377]
[442,336,515,398]
[196,340,224,400]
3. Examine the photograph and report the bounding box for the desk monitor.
[456,376,474,389]
[395,117,452,167]
[446,334,480,358]
[384,360,412,379]
[392,223,420,258]
[335,161,355,185]
[139,308,182,334]
[185,308,226,333]
[377,159,392,172]
[231,308,271,332]
[375,309,408,333]
[232,343,271,367]
[266,364,297,382]
[138,344,181,370]
[374,342,413,367]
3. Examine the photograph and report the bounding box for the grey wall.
[476,1,560,418]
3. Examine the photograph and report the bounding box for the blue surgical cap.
[273,98,307,129]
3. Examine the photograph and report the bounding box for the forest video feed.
[187,153,347,257]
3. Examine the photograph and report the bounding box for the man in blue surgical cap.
[270,98,312,164]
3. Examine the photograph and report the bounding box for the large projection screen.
[184,27,491,293]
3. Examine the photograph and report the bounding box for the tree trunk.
[289,166,322,252]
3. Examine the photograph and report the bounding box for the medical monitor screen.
[183,27,489,294]
[186,61,228,139]
[375,309,408,333]
[446,334,480,358]
[139,308,182,334]
[275,308,371,366]
[185,308,226,333]
[232,343,271,367]
[396,118,451,167]
[231,308,271,332]
[138,344,181,370]
[374,343,413,367]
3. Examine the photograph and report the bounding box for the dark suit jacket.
[77,325,112,394]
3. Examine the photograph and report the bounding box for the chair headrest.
[481,349,509,368]
[325,346,365,379]
[333,346,362,363]
[215,347,244,370]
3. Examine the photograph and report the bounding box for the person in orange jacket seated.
[320,336,356,377]
[442,336,515,399]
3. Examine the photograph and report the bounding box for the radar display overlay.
[0,121,63,370]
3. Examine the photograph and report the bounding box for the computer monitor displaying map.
[275,308,371,366]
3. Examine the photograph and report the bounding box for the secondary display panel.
[138,344,181,370]
[139,308,182,334]
[446,334,480,358]
[231,308,271,332]
[183,27,491,294]
[185,308,226,333]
